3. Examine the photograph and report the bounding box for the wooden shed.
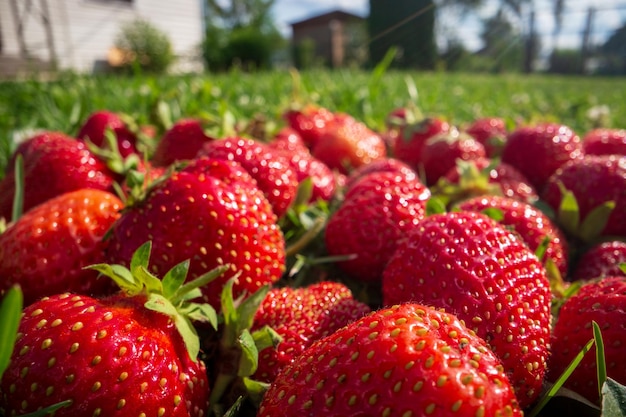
[0,0,204,77]
[290,9,365,68]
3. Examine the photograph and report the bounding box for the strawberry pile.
[0,103,625,417]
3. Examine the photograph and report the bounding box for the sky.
[270,0,626,53]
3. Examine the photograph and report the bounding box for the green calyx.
[86,241,226,361]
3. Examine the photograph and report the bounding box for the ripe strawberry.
[442,157,539,203]
[0,245,214,416]
[257,303,522,417]
[572,240,626,281]
[391,116,451,171]
[0,131,115,221]
[420,130,486,185]
[283,104,339,149]
[548,276,626,403]
[465,116,508,157]
[501,122,583,191]
[382,211,552,408]
[312,116,387,175]
[77,110,138,158]
[269,127,337,202]
[197,137,299,217]
[251,281,371,382]
[0,189,123,306]
[542,154,626,238]
[456,195,569,277]
[343,157,417,191]
[582,128,626,156]
[104,157,286,310]
[152,118,216,167]
[325,171,430,282]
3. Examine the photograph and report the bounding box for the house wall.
[293,22,333,66]
[0,0,204,73]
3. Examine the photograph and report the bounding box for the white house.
[0,0,205,75]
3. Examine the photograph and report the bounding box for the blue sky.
[271,0,626,53]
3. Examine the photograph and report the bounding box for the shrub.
[114,18,174,74]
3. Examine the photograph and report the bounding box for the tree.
[202,0,284,70]
[368,0,438,69]
[478,9,525,72]
[598,22,626,74]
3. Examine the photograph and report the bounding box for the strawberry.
[0,131,115,221]
[343,157,417,191]
[501,122,583,191]
[465,116,508,157]
[456,195,569,277]
[251,281,371,382]
[197,137,299,217]
[581,128,626,156]
[0,243,215,416]
[325,171,430,282]
[152,118,216,167]
[0,189,123,306]
[104,157,286,311]
[77,110,139,158]
[572,240,626,281]
[257,303,522,417]
[283,104,339,149]
[541,154,626,238]
[548,276,626,403]
[391,115,451,172]
[420,130,486,186]
[269,127,337,202]
[441,158,539,204]
[382,211,552,408]
[311,115,387,175]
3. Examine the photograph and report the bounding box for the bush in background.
[114,18,174,74]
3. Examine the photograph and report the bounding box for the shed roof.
[290,9,365,28]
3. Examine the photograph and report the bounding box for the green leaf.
[222,396,245,417]
[527,336,596,417]
[236,285,270,334]
[535,236,551,262]
[86,263,141,294]
[174,314,201,361]
[620,263,626,274]
[601,378,626,417]
[21,400,73,417]
[181,302,219,330]
[242,377,271,407]
[135,266,164,294]
[221,277,237,329]
[145,293,179,317]
[237,329,259,377]
[425,196,447,216]
[251,325,283,352]
[579,201,616,242]
[481,207,504,222]
[161,259,190,299]
[130,241,152,272]
[171,264,229,305]
[11,154,24,223]
[557,182,580,236]
[0,285,23,379]
[593,321,607,400]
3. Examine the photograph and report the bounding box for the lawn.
[1,69,625,174]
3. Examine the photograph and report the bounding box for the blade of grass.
[593,321,607,400]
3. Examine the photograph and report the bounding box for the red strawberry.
[420,130,486,185]
[0,131,115,221]
[77,110,138,158]
[382,211,552,408]
[572,240,626,281]
[548,276,626,403]
[501,122,583,191]
[465,116,508,157]
[251,281,371,382]
[442,158,539,204]
[582,128,626,156]
[197,137,299,217]
[456,195,569,277]
[283,104,339,149]
[0,189,123,306]
[0,246,213,417]
[104,157,286,310]
[257,303,522,417]
[391,116,451,171]
[542,154,626,238]
[325,171,430,282]
[312,116,387,175]
[269,127,337,202]
[343,157,417,191]
[152,118,216,167]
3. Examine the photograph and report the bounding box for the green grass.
[1,69,625,173]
